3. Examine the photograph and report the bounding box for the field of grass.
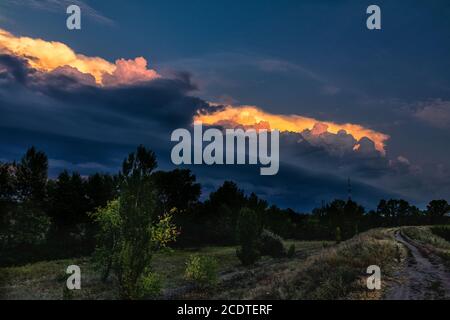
[4,227,450,300]
[0,240,325,300]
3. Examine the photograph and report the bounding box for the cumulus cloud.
[195,105,390,154]
[0,27,446,209]
[0,28,160,86]
[102,57,160,87]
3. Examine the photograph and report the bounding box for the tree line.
[1,146,449,267]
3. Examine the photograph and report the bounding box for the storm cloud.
[0,22,447,211]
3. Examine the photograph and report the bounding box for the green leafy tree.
[115,145,158,299]
[90,199,121,282]
[92,146,178,299]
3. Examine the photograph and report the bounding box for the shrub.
[236,208,261,266]
[91,146,178,299]
[185,254,218,288]
[138,272,162,299]
[248,229,402,300]
[287,244,296,258]
[431,226,450,242]
[335,227,342,244]
[236,246,261,266]
[259,229,286,258]
[89,199,121,282]
[1,204,51,248]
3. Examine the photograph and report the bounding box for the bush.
[1,204,51,248]
[236,208,261,266]
[259,229,286,258]
[138,272,162,299]
[431,226,450,242]
[236,246,261,266]
[248,229,402,300]
[90,199,121,281]
[185,254,218,288]
[335,227,342,244]
[91,146,178,299]
[287,244,296,258]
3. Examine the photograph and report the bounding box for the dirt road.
[385,231,450,300]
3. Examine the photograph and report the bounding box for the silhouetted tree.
[315,199,365,239]
[427,200,450,224]
[376,199,423,226]
[198,181,247,244]
[48,170,89,228]
[247,192,268,216]
[0,148,51,258]
[263,205,295,238]
[0,162,15,203]
[344,200,365,236]
[15,147,48,208]
[208,181,246,213]
[152,169,201,214]
[85,173,118,213]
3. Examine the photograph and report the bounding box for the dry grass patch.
[244,228,405,300]
[402,226,450,264]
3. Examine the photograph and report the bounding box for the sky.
[0,0,449,211]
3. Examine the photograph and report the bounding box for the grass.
[4,228,450,300]
[0,257,112,300]
[0,240,320,300]
[430,225,450,242]
[402,226,450,263]
[229,228,406,300]
[12,228,445,300]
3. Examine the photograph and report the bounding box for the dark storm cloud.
[0,54,215,145]
[0,54,30,84]
[0,54,431,210]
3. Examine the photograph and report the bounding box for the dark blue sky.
[1,0,449,210]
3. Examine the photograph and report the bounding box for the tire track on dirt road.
[385,231,450,300]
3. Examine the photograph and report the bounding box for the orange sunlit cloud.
[0,28,159,86]
[195,105,390,154]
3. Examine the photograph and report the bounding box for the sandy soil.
[385,231,450,300]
